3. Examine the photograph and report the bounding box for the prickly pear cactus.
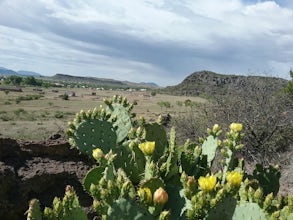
[73,119,117,155]
[142,122,168,161]
[26,199,42,220]
[180,141,208,178]
[232,203,267,220]
[206,197,237,220]
[114,141,145,184]
[105,95,133,143]
[83,166,105,193]
[251,164,281,196]
[107,198,154,220]
[160,127,179,180]
[27,101,293,220]
[67,108,117,156]
[47,185,88,220]
[27,186,88,220]
[201,135,218,167]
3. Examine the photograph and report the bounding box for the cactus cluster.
[27,185,87,220]
[27,96,293,220]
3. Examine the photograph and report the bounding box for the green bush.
[54,111,64,119]
[14,108,26,116]
[4,101,11,105]
[61,93,69,100]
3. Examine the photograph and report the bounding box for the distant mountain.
[17,70,42,77]
[51,73,159,89]
[162,70,287,97]
[0,67,42,77]
[0,67,19,75]
[0,67,159,88]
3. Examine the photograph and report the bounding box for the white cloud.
[0,0,293,86]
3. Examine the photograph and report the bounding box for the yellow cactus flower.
[198,175,217,192]
[92,148,104,160]
[139,141,155,156]
[226,171,243,187]
[138,187,152,204]
[230,123,243,132]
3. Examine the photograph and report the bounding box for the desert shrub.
[157,101,171,111]
[14,108,26,116]
[176,100,183,107]
[284,69,293,98]
[4,101,11,105]
[54,111,64,118]
[61,93,69,100]
[16,94,42,103]
[0,115,12,121]
[173,87,293,164]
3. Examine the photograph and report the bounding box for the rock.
[0,137,94,220]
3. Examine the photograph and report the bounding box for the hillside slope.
[162,70,287,97]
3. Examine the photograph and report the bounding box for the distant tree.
[151,91,157,96]
[163,101,171,110]
[157,101,171,111]
[157,101,165,110]
[184,99,192,107]
[4,75,23,85]
[23,76,43,86]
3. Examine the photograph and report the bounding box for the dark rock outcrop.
[0,137,94,220]
[162,70,287,97]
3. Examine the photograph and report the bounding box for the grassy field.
[0,86,206,140]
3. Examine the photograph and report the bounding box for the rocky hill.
[162,70,288,97]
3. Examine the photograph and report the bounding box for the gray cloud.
[0,0,292,86]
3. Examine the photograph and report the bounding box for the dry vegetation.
[0,86,206,140]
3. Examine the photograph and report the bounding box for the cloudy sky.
[0,0,292,86]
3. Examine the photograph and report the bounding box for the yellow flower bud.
[226,171,243,187]
[139,141,155,156]
[230,123,243,132]
[212,124,220,132]
[138,187,152,205]
[198,175,217,193]
[92,148,104,160]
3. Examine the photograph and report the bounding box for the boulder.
[0,137,94,220]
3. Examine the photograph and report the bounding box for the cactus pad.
[83,166,105,193]
[105,96,133,143]
[232,203,267,220]
[143,123,168,161]
[251,164,281,196]
[206,197,237,220]
[72,119,117,156]
[107,198,153,220]
[202,135,218,167]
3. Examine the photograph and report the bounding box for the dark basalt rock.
[0,137,94,220]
